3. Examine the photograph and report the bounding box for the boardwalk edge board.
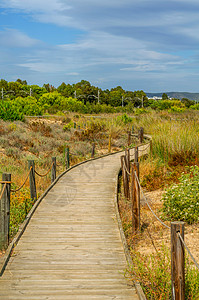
[0,136,151,299]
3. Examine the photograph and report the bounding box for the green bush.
[185,259,199,299]
[128,244,199,299]
[63,121,74,131]
[151,100,185,111]
[128,244,171,299]
[161,166,199,224]
[169,105,186,113]
[0,101,24,121]
[13,96,43,116]
[117,113,133,124]
[190,103,199,110]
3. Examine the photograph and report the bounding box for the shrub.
[13,96,43,116]
[161,166,199,224]
[169,105,186,113]
[63,121,73,131]
[151,100,185,111]
[128,244,199,299]
[0,101,24,121]
[10,188,34,237]
[117,113,133,124]
[190,103,199,110]
[128,244,171,299]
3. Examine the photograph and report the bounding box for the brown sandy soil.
[132,189,199,265]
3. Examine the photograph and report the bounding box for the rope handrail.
[129,143,150,157]
[134,170,170,230]
[10,167,33,193]
[178,232,199,271]
[137,143,150,152]
[34,163,53,177]
[0,183,7,201]
[69,152,79,157]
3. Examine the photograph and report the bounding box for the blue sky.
[1,0,199,92]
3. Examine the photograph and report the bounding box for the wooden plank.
[0,150,141,299]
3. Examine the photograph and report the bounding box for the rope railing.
[134,170,170,230]
[178,232,199,271]
[34,163,53,177]
[69,152,79,157]
[0,183,7,201]
[129,143,150,157]
[120,147,199,298]
[137,143,150,152]
[10,167,33,193]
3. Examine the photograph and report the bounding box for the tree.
[16,79,27,85]
[57,82,75,98]
[43,83,56,93]
[181,98,195,108]
[162,93,169,100]
[0,79,8,90]
[109,86,125,107]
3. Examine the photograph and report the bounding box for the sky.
[1,0,199,92]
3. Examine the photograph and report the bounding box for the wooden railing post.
[125,148,130,173]
[91,143,95,158]
[65,146,70,169]
[135,146,138,163]
[128,131,131,146]
[150,139,153,154]
[121,155,128,199]
[171,222,185,300]
[51,157,56,183]
[0,173,11,250]
[108,135,112,153]
[125,148,130,199]
[131,162,140,235]
[138,127,144,143]
[28,160,37,201]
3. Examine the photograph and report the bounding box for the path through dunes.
[0,147,149,300]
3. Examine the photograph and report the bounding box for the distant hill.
[146,92,199,101]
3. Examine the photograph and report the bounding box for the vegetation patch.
[161,165,199,224]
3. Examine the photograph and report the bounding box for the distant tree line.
[0,79,198,121]
[0,79,149,107]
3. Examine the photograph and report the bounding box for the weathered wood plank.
[0,149,147,299]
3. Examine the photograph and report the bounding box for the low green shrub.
[128,244,171,299]
[128,244,199,299]
[161,166,199,224]
[169,105,186,113]
[117,113,133,124]
[185,260,199,299]
[190,103,199,110]
[63,121,74,131]
[10,188,34,237]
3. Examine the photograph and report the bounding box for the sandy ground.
[135,189,199,265]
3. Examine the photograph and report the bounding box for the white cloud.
[0,28,39,48]
[1,0,199,91]
[0,0,70,13]
[16,31,182,77]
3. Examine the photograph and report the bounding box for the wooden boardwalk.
[0,148,148,300]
